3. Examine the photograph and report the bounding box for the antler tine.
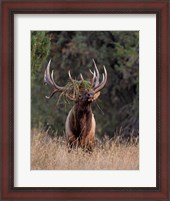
[45,89,58,99]
[89,69,94,75]
[92,59,100,87]
[90,70,96,87]
[80,73,84,81]
[68,70,74,82]
[94,65,107,93]
[51,70,65,91]
[44,60,53,86]
[44,60,65,100]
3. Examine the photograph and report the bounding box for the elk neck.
[70,101,93,138]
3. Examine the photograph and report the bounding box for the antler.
[90,59,107,93]
[44,60,65,99]
[44,59,107,100]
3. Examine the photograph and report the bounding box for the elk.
[44,59,107,150]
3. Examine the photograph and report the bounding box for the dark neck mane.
[70,102,92,138]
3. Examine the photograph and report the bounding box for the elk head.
[44,59,107,150]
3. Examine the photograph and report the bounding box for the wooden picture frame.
[1,0,169,200]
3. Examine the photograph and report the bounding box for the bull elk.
[44,59,107,150]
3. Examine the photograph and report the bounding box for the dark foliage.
[31,31,139,138]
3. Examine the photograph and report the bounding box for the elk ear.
[93,91,100,100]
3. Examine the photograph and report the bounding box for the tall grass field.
[31,129,139,170]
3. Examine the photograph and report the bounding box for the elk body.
[44,59,107,150]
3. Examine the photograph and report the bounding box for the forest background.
[31,31,139,139]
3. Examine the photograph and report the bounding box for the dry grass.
[31,129,139,170]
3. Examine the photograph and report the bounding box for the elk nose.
[87,92,94,98]
[87,92,94,102]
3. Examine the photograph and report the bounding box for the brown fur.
[65,101,96,150]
